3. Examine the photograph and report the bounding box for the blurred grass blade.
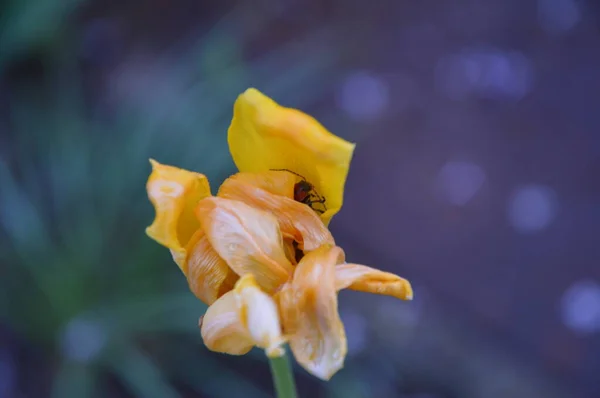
[105,344,181,398]
[51,361,96,398]
[104,293,205,336]
[0,0,87,67]
[165,344,271,398]
[0,159,57,301]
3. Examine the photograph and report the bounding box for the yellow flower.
[145,160,335,304]
[147,163,412,379]
[146,87,354,301]
[195,187,412,380]
[145,89,413,380]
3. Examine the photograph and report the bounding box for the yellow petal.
[227,88,355,225]
[146,159,211,270]
[218,173,335,251]
[184,228,239,305]
[234,274,286,358]
[200,274,285,358]
[195,197,293,293]
[335,264,413,301]
[200,290,254,356]
[280,245,347,380]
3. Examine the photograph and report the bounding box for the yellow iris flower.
[145,88,413,380]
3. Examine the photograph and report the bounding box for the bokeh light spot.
[435,160,486,206]
[60,316,107,363]
[337,71,389,121]
[436,49,533,101]
[507,184,558,233]
[560,279,600,334]
[538,0,581,35]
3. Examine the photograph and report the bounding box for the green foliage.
[0,0,86,67]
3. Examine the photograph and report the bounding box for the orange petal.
[200,290,254,356]
[280,245,347,380]
[184,228,239,305]
[195,197,293,293]
[145,159,211,270]
[335,264,413,301]
[281,238,301,266]
[200,274,285,358]
[218,173,334,251]
[235,274,286,357]
[227,88,355,225]
[225,170,296,198]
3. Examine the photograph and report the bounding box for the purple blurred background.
[1,0,599,397]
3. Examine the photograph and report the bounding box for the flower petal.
[200,290,254,356]
[235,274,286,358]
[218,173,334,251]
[335,264,413,301]
[200,274,285,358]
[279,245,347,380]
[225,170,296,198]
[195,197,293,293]
[281,238,302,266]
[227,88,355,225]
[184,228,239,305]
[146,159,211,269]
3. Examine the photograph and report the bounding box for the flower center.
[292,241,305,263]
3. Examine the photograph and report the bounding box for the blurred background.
[1,0,599,397]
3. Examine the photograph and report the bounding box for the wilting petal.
[235,274,286,357]
[218,174,334,251]
[225,170,296,198]
[200,290,254,356]
[280,245,347,380]
[184,228,239,305]
[146,159,211,269]
[200,275,285,358]
[281,238,302,266]
[227,88,355,225]
[196,197,293,293]
[335,264,413,301]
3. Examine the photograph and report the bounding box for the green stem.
[268,352,298,398]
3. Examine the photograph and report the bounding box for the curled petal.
[235,274,286,357]
[146,159,211,269]
[280,245,347,380]
[200,274,285,358]
[184,229,239,305]
[227,88,355,225]
[335,264,413,301]
[200,291,254,356]
[218,175,334,251]
[196,197,293,293]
